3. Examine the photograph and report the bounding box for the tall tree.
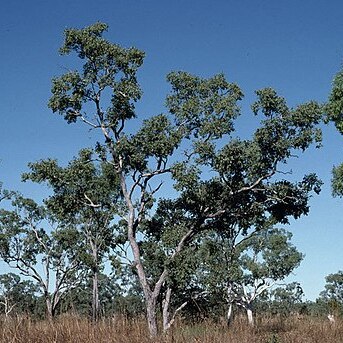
[0,195,84,318]
[23,149,122,321]
[48,22,323,336]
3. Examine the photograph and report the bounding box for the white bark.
[162,287,188,332]
[227,303,233,327]
[246,305,254,326]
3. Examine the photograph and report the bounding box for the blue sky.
[1,0,343,300]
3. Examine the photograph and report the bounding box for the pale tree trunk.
[45,296,54,320]
[162,287,172,332]
[227,303,233,327]
[91,244,100,322]
[226,282,235,328]
[246,303,254,327]
[92,269,99,322]
[162,287,188,333]
[125,200,160,337]
[0,297,15,318]
[119,169,195,337]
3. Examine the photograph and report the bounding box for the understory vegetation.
[0,314,342,343]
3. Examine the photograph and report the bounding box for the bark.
[124,188,159,337]
[227,303,233,327]
[45,296,54,320]
[246,304,254,326]
[162,287,188,332]
[91,244,100,322]
[118,160,196,336]
[0,297,15,317]
[92,269,99,322]
[162,287,172,332]
[146,298,158,337]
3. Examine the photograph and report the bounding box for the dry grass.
[0,314,342,343]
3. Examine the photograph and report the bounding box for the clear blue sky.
[1,0,343,300]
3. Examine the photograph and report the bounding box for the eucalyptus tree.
[139,211,205,331]
[267,282,304,316]
[48,22,323,336]
[0,195,84,318]
[181,227,303,326]
[59,272,123,317]
[22,149,122,321]
[227,228,303,326]
[319,271,343,316]
[0,273,38,316]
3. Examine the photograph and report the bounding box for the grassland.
[0,314,342,343]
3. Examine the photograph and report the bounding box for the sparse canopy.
[0,195,85,318]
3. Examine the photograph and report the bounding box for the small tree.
[23,149,122,321]
[193,228,303,326]
[0,195,84,318]
[265,282,304,316]
[0,273,38,316]
[231,228,303,326]
[319,271,343,316]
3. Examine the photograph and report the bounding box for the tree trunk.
[146,298,158,337]
[91,243,100,322]
[119,171,193,337]
[227,303,233,327]
[246,304,254,326]
[122,177,160,337]
[92,268,99,322]
[45,296,54,320]
[162,288,171,332]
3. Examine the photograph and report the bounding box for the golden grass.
[0,314,342,343]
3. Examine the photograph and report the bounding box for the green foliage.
[0,273,39,315]
[332,164,343,197]
[261,282,304,316]
[239,228,304,282]
[49,22,144,126]
[166,71,243,139]
[320,271,343,305]
[23,149,122,261]
[0,193,86,317]
[326,70,343,134]
[0,182,14,203]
